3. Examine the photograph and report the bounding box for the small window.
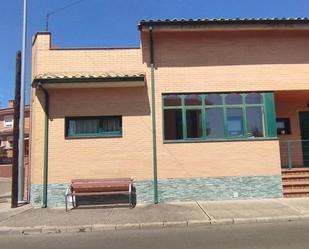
[66,116,122,138]
[246,93,262,104]
[164,109,183,140]
[4,115,13,128]
[205,94,222,105]
[247,107,264,137]
[205,108,225,138]
[185,94,202,106]
[186,109,203,138]
[226,93,242,105]
[276,118,291,135]
[227,108,244,137]
[164,95,181,106]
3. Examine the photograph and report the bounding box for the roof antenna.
[45,13,50,31]
[45,0,88,31]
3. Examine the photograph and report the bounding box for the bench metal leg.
[65,194,68,212]
[129,183,132,208]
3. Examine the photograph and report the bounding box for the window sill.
[65,134,122,139]
[163,137,278,144]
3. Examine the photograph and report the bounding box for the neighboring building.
[0,100,30,177]
[30,18,309,207]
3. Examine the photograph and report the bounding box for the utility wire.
[45,0,89,31]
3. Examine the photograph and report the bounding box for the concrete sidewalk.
[1,198,309,235]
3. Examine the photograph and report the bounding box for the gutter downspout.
[37,83,49,208]
[149,26,159,204]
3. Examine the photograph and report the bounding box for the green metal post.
[149,26,159,203]
[287,141,292,170]
[38,84,49,208]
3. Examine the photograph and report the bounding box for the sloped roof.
[32,72,146,88]
[139,17,309,29]
[34,72,145,81]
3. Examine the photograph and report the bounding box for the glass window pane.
[101,118,120,132]
[247,107,264,137]
[205,108,225,138]
[164,109,183,140]
[164,95,181,106]
[246,93,262,104]
[185,94,202,106]
[186,110,203,138]
[67,116,122,137]
[74,119,99,134]
[227,108,244,137]
[205,94,222,105]
[276,118,291,135]
[226,93,242,105]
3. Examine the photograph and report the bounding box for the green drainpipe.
[149,26,159,204]
[37,83,49,208]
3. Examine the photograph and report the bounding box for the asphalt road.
[1,221,309,249]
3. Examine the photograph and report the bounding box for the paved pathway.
[0,198,309,235]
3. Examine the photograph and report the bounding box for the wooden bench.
[65,178,134,211]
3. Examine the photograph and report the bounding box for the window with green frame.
[65,116,122,138]
[163,92,277,141]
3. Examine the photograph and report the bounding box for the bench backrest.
[70,178,133,193]
[71,178,133,184]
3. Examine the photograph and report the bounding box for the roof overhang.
[32,73,146,89]
[139,18,309,32]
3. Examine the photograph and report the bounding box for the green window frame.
[65,116,122,139]
[162,92,277,142]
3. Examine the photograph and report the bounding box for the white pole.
[18,0,27,202]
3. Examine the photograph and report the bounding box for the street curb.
[1,215,309,236]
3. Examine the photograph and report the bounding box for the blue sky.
[0,0,309,107]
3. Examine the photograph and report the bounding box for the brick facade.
[29,24,309,206]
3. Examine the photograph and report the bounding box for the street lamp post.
[18,0,27,202]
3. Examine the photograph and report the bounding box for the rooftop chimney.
[8,100,14,108]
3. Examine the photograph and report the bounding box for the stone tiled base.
[30,175,283,207]
[30,184,68,207]
[136,175,283,203]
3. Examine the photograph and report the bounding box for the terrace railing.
[0,157,13,165]
[279,140,309,169]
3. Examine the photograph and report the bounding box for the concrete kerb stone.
[64,225,92,233]
[211,218,234,225]
[91,224,116,232]
[255,215,305,223]
[2,215,309,236]
[0,226,23,236]
[163,221,188,228]
[187,220,211,227]
[139,221,163,229]
[41,227,61,234]
[115,223,141,230]
[233,217,258,224]
[22,227,42,235]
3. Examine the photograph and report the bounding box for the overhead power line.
[45,0,88,31]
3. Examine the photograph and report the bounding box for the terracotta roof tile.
[34,72,145,80]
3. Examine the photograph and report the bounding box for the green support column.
[149,26,159,203]
[264,92,277,138]
[38,84,49,208]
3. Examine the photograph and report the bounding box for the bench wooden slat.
[72,182,131,192]
[72,182,131,187]
[68,191,129,196]
[71,178,132,183]
[73,186,129,193]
